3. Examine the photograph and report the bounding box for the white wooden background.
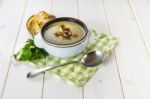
[0,0,150,99]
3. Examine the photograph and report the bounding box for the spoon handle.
[27,61,78,78]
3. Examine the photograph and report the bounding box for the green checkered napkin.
[15,30,118,87]
[30,31,118,87]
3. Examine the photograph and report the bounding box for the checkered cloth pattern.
[30,30,118,87]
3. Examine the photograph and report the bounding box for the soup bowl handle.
[34,33,44,48]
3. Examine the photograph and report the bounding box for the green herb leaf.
[14,39,48,61]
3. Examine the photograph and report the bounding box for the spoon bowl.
[80,51,106,67]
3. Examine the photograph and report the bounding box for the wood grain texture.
[78,0,124,99]
[102,0,150,99]
[1,0,51,99]
[0,0,27,97]
[128,0,150,56]
[43,0,82,99]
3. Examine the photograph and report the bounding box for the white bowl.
[34,17,89,58]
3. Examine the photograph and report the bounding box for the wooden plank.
[0,0,27,97]
[43,0,83,99]
[0,0,4,7]
[102,0,150,99]
[1,0,51,99]
[128,0,150,57]
[78,0,124,99]
[51,0,78,17]
[0,0,3,7]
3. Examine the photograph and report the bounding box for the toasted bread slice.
[26,11,56,36]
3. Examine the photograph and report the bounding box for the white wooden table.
[0,0,150,99]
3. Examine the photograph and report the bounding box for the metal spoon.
[27,51,106,78]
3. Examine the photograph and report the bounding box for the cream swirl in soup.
[43,21,86,45]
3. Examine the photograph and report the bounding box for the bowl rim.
[40,17,89,48]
